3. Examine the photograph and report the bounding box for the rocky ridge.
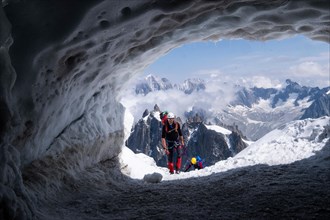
[126,105,248,168]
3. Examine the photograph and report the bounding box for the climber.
[159,110,168,125]
[161,112,184,174]
[184,156,203,172]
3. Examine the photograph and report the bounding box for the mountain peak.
[285,79,303,91]
[285,79,297,85]
[135,74,206,95]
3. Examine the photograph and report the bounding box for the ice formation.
[0,0,329,218]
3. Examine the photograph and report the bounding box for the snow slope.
[120,116,329,181]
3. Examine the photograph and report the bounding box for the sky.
[120,116,329,182]
[143,35,330,88]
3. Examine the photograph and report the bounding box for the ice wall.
[1,0,329,219]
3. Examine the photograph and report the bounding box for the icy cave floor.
[35,144,330,220]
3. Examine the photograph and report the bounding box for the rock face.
[184,123,248,166]
[126,109,248,167]
[186,123,232,164]
[126,109,165,166]
[229,131,248,154]
[0,0,329,219]
[301,94,330,119]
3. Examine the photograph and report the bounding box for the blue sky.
[143,35,329,88]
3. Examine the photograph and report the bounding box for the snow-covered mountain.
[231,79,329,110]
[135,75,173,95]
[174,78,206,94]
[135,74,206,95]
[131,75,329,141]
[217,79,330,140]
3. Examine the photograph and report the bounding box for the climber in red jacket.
[161,112,184,174]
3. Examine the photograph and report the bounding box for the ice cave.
[1,0,329,219]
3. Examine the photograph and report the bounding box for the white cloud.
[120,75,239,122]
[194,69,223,78]
[122,58,329,123]
[238,76,283,89]
[298,51,330,63]
[195,69,284,89]
[289,61,328,77]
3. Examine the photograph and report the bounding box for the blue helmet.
[196,156,201,161]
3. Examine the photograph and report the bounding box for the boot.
[168,162,174,174]
[176,157,182,173]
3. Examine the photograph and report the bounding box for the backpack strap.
[165,121,178,133]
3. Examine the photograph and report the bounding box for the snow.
[205,124,232,135]
[120,116,330,181]
[151,110,162,122]
[246,117,264,124]
[242,139,254,145]
[223,91,314,140]
[252,98,273,111]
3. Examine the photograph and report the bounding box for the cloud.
[195,69,284,89]
[194,69,224,79]
[122,49,329,122]
[298,51,330,63]
[120,76,239,123]
[238,76,283,89]
[289,61,328,78]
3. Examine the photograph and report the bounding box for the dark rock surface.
[126,108,248,167]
